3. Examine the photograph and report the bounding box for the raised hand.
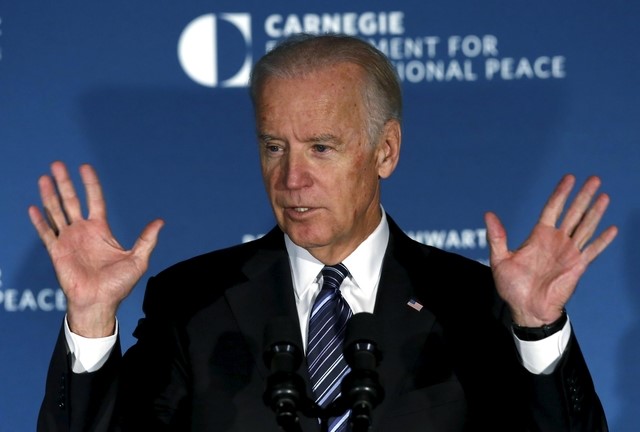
[484,174,618,327]
[28,161,164,337]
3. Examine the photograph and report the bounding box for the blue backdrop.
[1,1,638,430]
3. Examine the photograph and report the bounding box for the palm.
[49,218,146,311]
[29,162,163,336]
[485,175,617,326]
[491,224,587,320]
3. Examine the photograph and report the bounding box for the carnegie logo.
[178,13,252,88]
[178,10,566,87]
[177,11,404,88]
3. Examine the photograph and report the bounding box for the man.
[33,33,617,431]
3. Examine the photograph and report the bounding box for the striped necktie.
[307,263,353,432]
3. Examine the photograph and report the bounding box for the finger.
[50,161,83,223]
[484,211,509,265]
[131,219,165,267]
[44,207,60,236]
[38,173,68,233]
[559,175,601,236]
[28,205,57,249]
[582,225,618,264]
[538,174,576,227]
[571,192,610,249]
[79,164,107,221]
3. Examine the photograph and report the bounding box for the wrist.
[512,308,567,341]
[67,305,118,338]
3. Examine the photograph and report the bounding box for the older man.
[34,34,616,431]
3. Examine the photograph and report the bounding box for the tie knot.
[321,263,349,291]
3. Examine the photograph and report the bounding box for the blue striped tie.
[307,263,353,432]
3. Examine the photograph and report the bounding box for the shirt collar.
[284,207,390,300]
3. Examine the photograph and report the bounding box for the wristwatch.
[512,309,568,341]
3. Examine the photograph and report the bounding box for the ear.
[376,119,401,179]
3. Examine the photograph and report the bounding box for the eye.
[313,144,329,153]
[266,145,281,153]
[262,143,283,155]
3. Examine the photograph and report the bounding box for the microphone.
[341,312,384,432]
[262,316,306,432]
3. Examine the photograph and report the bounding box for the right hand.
[28,161,164,337]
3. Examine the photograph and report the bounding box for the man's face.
[256,63,400,264]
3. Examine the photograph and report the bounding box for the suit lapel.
[224,230,300,380]
[222,229,321,432]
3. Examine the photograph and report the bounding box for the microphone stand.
[263,345,306,432]
[340,363,383,432]
[341,313,385,432]
[263,317,307,432]
[263,313,384,432]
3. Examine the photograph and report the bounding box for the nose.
[281,150,312,190]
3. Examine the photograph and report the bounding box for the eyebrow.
[309,133,340,145]
[258,133,277,142]
[257,133,341,145]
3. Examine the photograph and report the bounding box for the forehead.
[257,63,365,104]
[255,63,366,125]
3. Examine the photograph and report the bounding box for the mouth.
[282,206,317,219]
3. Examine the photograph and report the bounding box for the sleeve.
[525,330,610,431]
[37,319,123,432]
[513,317,572,374]
[65,316,118,373]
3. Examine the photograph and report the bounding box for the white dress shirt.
[284,207,388,350]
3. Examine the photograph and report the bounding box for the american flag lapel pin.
[407,298,424,311]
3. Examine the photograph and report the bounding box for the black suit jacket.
[38,216,609,431]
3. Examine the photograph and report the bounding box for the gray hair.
[249,33,402,146]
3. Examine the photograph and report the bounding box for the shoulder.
[157,225,284,278]
[387,214,490,277]
[140,226,285,317]
[386,215,499,316]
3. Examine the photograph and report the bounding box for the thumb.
[132,218,165,262]
[484,211,509,265]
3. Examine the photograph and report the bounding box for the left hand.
[484,174,618,327]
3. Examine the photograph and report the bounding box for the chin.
[285,229,331,250]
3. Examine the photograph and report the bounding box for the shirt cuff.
[512,315,572,375]
[64,315,118,373]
